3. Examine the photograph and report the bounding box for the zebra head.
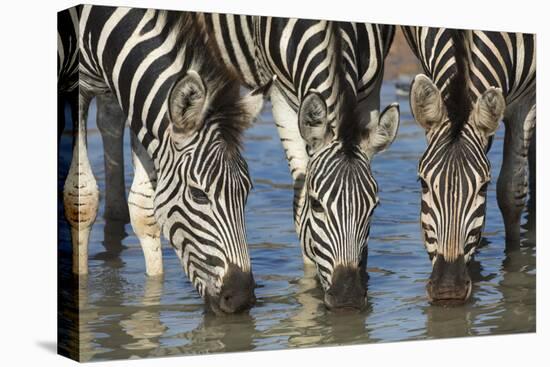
[298,91,400,310]
[410,74,505,304]
[155,70,272,314]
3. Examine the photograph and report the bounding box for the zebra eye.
[189,186,210,205]
[419,177,429,193]
[479,182,489,195]
[310,196,324,213]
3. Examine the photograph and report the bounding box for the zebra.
[402,27,536,303]
[198,14,399,310]
[60,5,273,314]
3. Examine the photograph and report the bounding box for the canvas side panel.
[57,4,81,362]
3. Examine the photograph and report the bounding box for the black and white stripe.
[403,28,535,104]
[340,23,395,109]
[203,16,395,123]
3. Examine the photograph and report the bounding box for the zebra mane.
[444,30,473,141]
[203,82,252,155]
[336,86,363,157]
[175,12,250,154]
[331,22,363,157]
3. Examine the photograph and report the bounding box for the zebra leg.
[128,132,163,276]
[63,94,99,274]
[96,93,130,223]
[497,102,536,250]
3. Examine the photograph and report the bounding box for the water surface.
[58,82,536,361]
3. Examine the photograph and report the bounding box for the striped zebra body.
[403,28,535,105]
[58,8,79,95]
[200,14,399,309]
[58,7,80,141]
[62,5,271,314]
[340,23,395,122]
[402,26,536,303]
[203,16,395,127]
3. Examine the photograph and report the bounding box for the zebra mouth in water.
[426,255,473,305]
[205,265,257,315]
[323,266,368,312]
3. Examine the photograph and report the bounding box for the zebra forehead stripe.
[419,124,491,261]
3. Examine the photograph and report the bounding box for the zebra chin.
[323,265,367,312]
[204,264,256,315]
[427,254,472,305]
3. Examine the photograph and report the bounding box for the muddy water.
[58,82,535,361]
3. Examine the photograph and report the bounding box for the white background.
[0,0,547,365]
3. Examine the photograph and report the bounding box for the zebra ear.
[298,91,332,156]
[168,71,207,137]
[362,103,400,159]
[239,75,277,121]
[472,87,505,137]
[410,74,446,131]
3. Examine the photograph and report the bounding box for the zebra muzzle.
[207,264,256,315]
[427,254,472,304]
[324,265,367,311]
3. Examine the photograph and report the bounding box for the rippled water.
[58,82,535,361]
